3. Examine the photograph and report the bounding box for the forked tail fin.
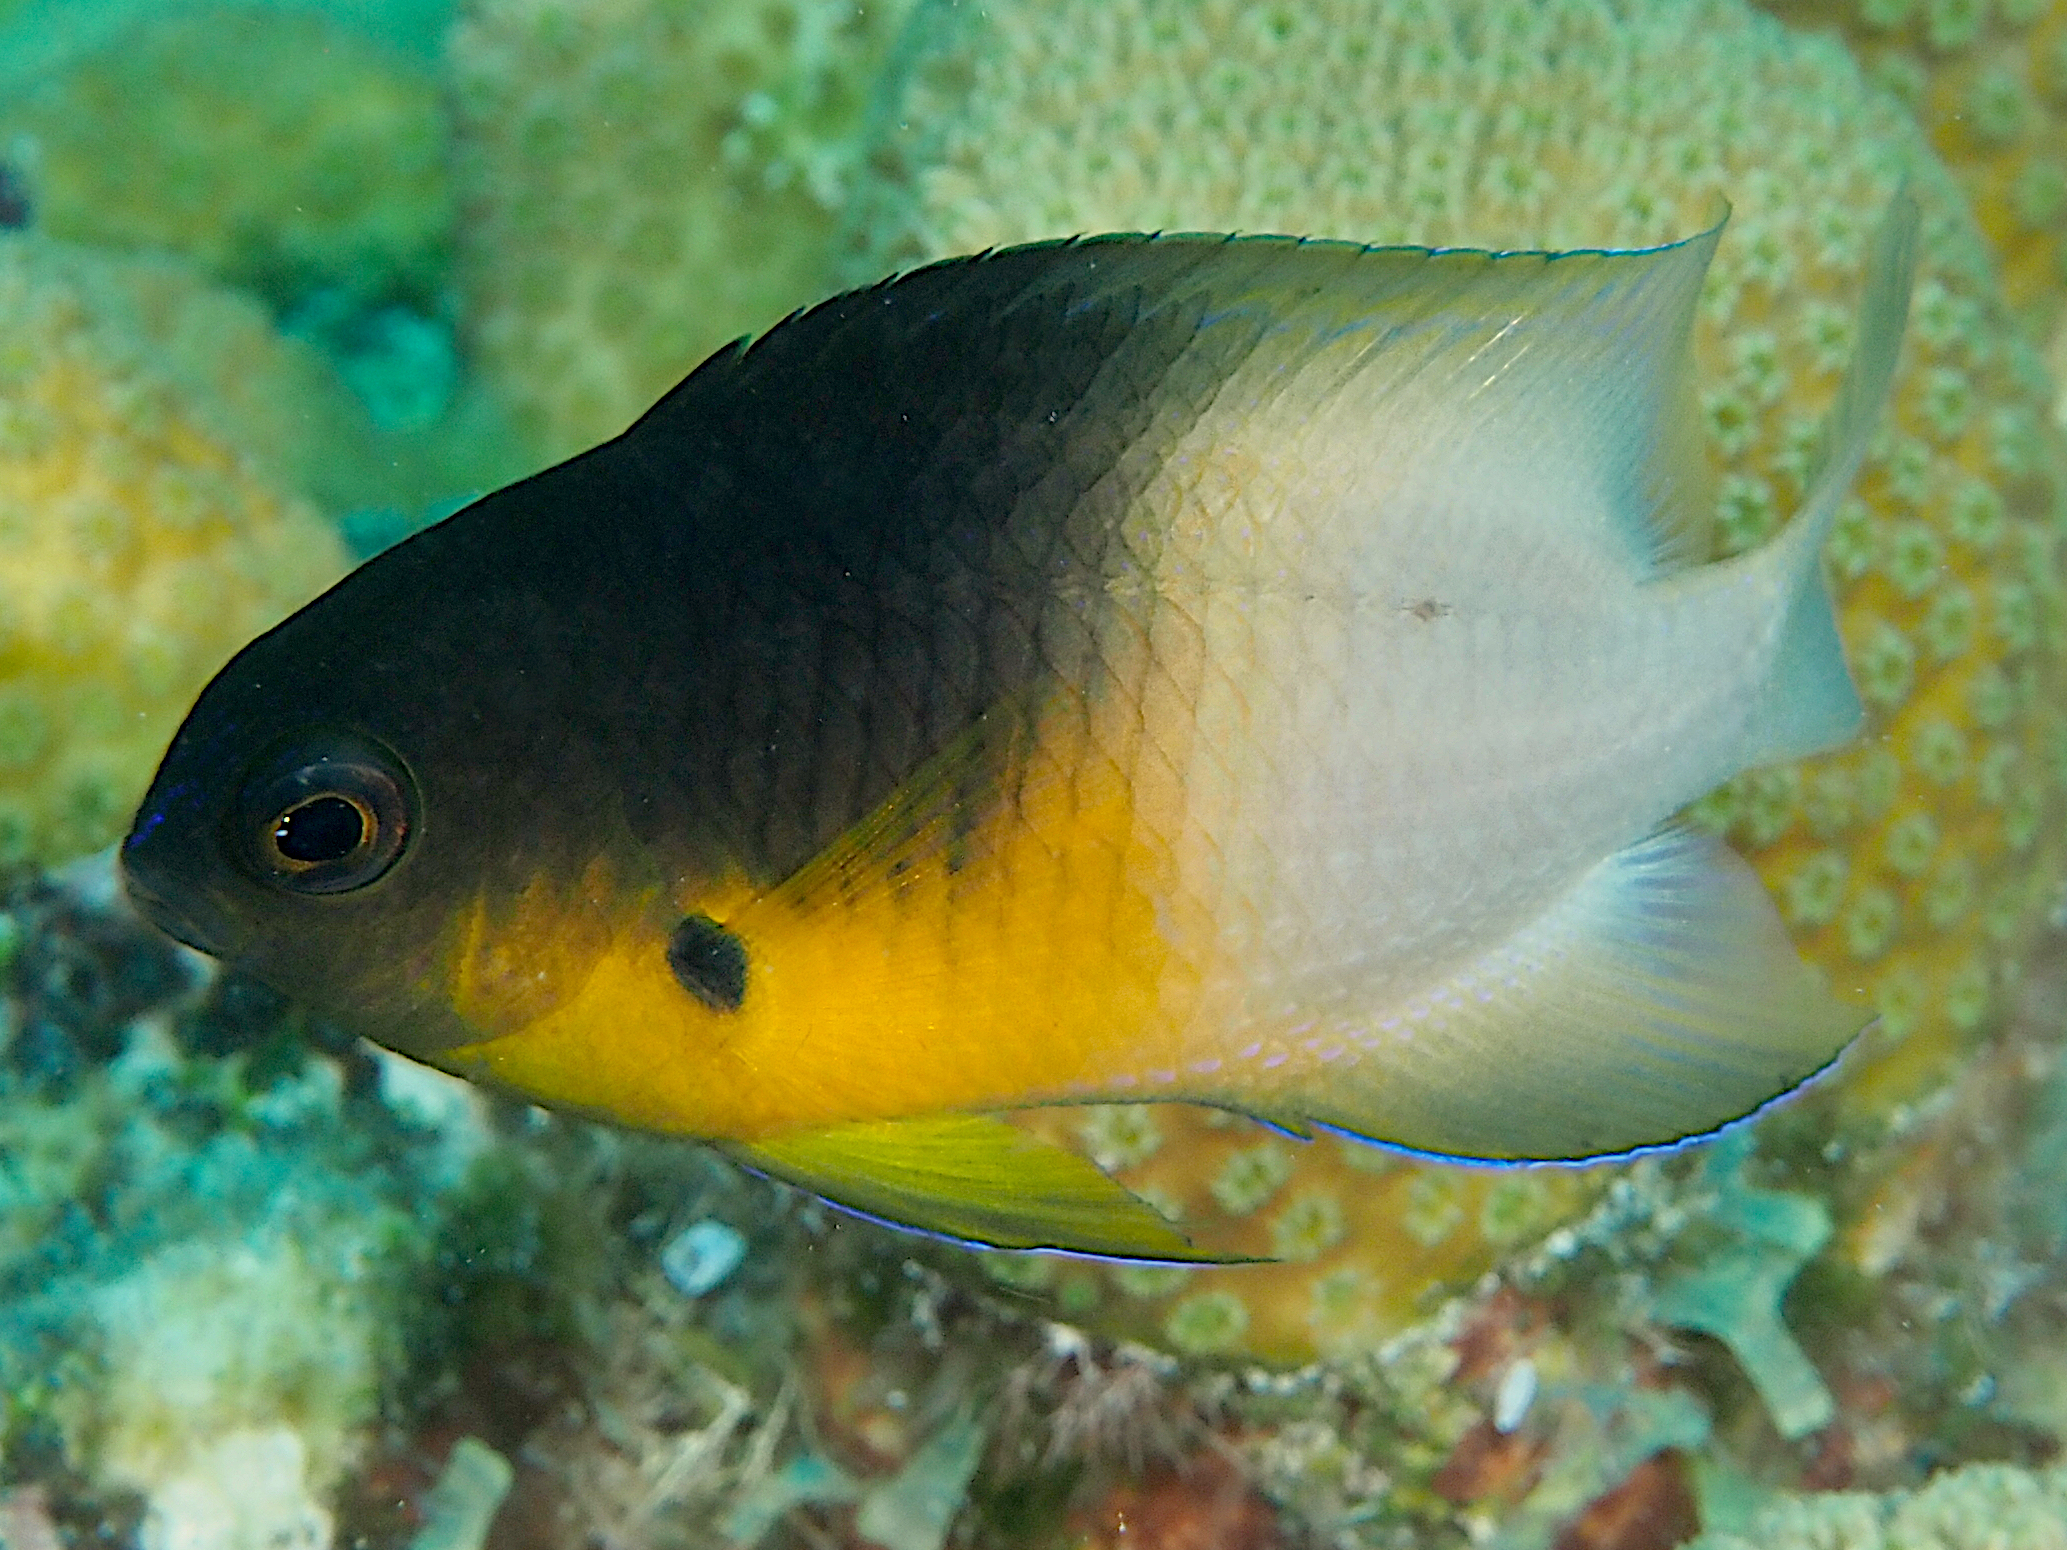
[1739,187,1917,769]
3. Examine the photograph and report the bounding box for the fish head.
[121,469,679,1063]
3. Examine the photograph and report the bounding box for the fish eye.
[236,733,416,895]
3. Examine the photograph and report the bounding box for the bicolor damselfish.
[122,194,1917,1260]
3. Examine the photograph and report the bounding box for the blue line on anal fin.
[1279,826,1869,1165]
[723,1113,1261,1262]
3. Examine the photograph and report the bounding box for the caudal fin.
[1739,188,1917,769]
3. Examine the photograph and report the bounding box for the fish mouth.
[118,842,239,961]
[121,874,223,958]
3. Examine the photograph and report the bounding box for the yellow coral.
[17,243,389,518]
[448,0,917,465]
[1011,1111,1585,1362]
[0,237,348,865]
[0,8,450,307]
[859,0,2067,1363]
[1756,0,2067,343]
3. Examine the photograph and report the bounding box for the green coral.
[1690,1462,2067,1550]
[1269,1190,1349,1261]
[1163,1290,1251,1356]
[449,0,919,463]
[1209,1140,1294,1217]
[1076,1104,1165,1172]
[0,7,451,308]
[1646,1141,1834,1442]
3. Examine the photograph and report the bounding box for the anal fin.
[723,1113,1253,1262]
[1290,826,1869,1163]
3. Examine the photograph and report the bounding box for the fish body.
[122,200,1916,1258]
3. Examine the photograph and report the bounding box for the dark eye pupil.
[274,796,366,864]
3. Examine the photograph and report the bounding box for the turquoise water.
[2,1,2067,1546]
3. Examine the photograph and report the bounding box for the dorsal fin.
[626,222,1731,588]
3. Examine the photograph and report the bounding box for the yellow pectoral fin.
[723,1113,1259,1263]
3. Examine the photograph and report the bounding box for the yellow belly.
[431,703,1214,1141]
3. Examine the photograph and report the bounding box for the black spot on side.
[667,913,748,1013]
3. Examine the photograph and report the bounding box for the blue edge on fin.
[1312,1039,1858,1173]
[730,1049,1856,1262]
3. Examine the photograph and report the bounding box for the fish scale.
[121,208,1914,1258]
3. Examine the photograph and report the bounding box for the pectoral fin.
[723,1113,1251,1262]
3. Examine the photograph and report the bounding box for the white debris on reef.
[138,1428,332,1550]
[70,1216,401,1502]
[660,1218,748,1297]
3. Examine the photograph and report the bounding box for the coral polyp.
[448,0,917,465]
[851,0,2067,1364]
[0,238,348,865]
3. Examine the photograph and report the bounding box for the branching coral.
[0,236,348,865]
[851,0,2067,1366]
[1644,1146,1835,1441]
[447,0,917,465]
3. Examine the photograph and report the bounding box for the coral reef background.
[3,0,2067,1547]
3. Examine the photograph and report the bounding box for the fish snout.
[120,822,241,961]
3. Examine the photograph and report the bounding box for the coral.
[446,0,918,465]
[0,6,451,309]
[1218,1279,1722,1550]
[1754,0,2067,344]
[136,1428,333,1550]
[0,865,487,1530]
[407,1439,514,1550]
[1689,1460,2067,1550]
[0,223,523,534]
[1194,1003,2067,1550]
[11,238,384,515]
[78,1227,398,1500]
[1007,1113,1587,1364]
[1063,1452,1287,1550]
[1646,1143,1835,1441]
[0,234,348,864]
[850,0,2067,1363]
